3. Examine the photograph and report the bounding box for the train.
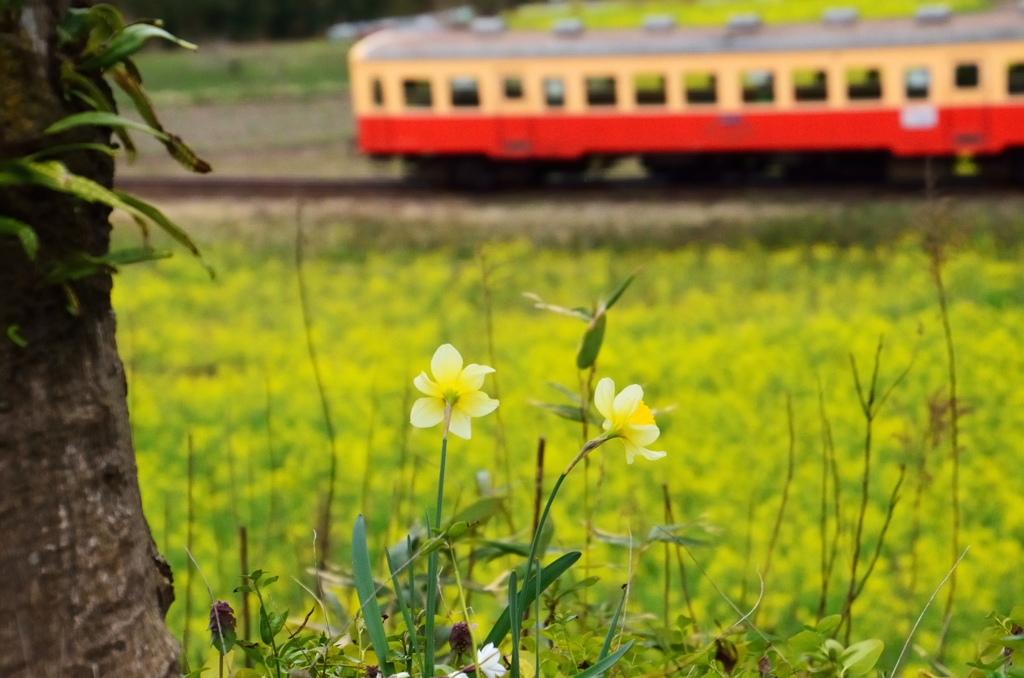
[349,5,1024,188]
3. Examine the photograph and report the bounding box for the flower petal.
[623,438,665,463]
[448,408,472,439]
[456,390,498,418]
[637,447,666,461]
[414,371,442,397]
[594,377,616,420]
[613,384,644,419]
[431,344,463,385]
[477,644,506,678]
[622,438,639,464]
[456,363,495,393]
[625,423,660,447]
[410,397,445,429]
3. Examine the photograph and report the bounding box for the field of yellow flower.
[112,224,1024,671]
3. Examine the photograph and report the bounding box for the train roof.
[354,7,1024,62]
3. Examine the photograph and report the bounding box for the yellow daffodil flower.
[410,344,499,439]
[594,377,666,463]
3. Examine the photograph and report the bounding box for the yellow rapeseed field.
[112,233,1024,670]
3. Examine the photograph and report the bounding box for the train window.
[450,77,480,107]
[905,67,930,99]
[634,74,666,105]
[372,78,384,106]
[846,68,882,100]
[586,76,617,106]
[504,76,524,99]
[742,70,774,104]
[1008,63,1024,94]
[793,69,827,102]
[684,73,717,104]
[955,63,979,88]
[544,78,565,107]
[403,79,433,108]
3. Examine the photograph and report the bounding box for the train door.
[947,107,989,148]
[499,118,533,156]
[946,60,990,150]
[496,74,534,157]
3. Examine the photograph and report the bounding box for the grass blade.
[483,551,581,648]
[353,515,393,676]
[599,586,627,662]
[385,548,422,673]
[576,640,634,678]
[509,570,521,678]
[425,509,438,678]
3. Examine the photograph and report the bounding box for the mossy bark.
[0,2,180,676]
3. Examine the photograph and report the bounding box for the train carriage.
[349,6,1024,187]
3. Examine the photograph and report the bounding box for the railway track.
[114,175,1024,201]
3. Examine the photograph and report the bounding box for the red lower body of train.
[357,103,1024,187]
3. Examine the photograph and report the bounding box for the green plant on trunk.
[1,2,211,329]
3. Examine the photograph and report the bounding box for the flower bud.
[208,601,237,653]
[449,621,472,656]
[208,600,236,635]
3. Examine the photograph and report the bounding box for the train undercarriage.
[401,150,1024,190]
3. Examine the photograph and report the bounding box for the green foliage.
[57,5,211,174]
[0,158,210,278]
[353,514,395,676]
[0,3,211,302]
[0,216,39,260]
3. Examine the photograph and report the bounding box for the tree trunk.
[0,2,181,676]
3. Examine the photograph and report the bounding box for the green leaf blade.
[840,639,884,676]
[575,640,634,678]
[45,111,170,142]
[603,273,635,311]
[0,217,39,259]
[576,312,607,370]
[483,551,581,648]
[352,514,394,676]
[78,23,196,71]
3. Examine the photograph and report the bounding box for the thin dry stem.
[296,203,340,568]
[183,433,196,665]
[757,393,796,625]
[930,242,962,659]
[843,336,916,642]
[663,483,697,625]
[817,379,841,619]
[478,248,514,531]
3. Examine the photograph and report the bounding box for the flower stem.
[450,545,480,674]
[435,434,449,531]
[524,438,604,573]
[425,432,449,678]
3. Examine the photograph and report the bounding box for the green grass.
[112,207,1024,671]
[507,0,993,30]
[130,39,351,105]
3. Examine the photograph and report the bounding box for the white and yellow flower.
[594,377,666,463]
[475,643,506,678]
[410,344,499,440]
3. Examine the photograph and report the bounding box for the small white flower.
[476,643,506,678]
[393,673,411,678]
